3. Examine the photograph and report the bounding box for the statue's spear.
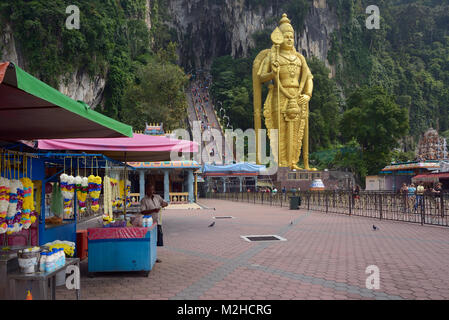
[271,28,283,167]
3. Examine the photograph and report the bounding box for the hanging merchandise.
[88,157,102,213]
[20,156,35,230]
[117,179,131,210]
[60,173,75,219]
[7,155,24,234]
[125,180,131,208]
[110,178,120,209]
[88,175,102,212]
[103,176,113,218]
[0,218,6,234]
[50,182,63,218]
[20,178,34,229]
[0,154,7,233]
[75,176,88,214]
[0,176,9,219]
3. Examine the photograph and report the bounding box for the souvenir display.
[75,176,88,214]
[60,173,75,219]
[88,175,102,212]
[103,176,113,218]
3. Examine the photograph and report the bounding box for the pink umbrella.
[38,133,198,162]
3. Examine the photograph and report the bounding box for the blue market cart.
[87,223,157,276]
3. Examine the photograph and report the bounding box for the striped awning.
[413,172,449,182]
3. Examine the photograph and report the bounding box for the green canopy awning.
[0,61,133,140]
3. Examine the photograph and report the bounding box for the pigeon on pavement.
[373,225,379,231]
[208,221,215,227]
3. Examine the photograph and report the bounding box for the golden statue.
[253,13,315,170]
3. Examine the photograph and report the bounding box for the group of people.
[191,77,213,132]
[399,182,444,213]
[190,76,225,162]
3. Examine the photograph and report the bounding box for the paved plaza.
[57,199,449,300]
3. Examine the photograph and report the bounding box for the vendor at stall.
[139,183,167,262]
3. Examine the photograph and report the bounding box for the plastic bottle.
[147,216,153,226]
[60,248,66,266]
[39,252,47,273]
[58,249,64,268]
[45,251,54,272]
[55,249,61,268]
[51,249,58,269]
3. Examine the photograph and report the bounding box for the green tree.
[339,86,409,176]
[307,57,341,152]
[121,57,189,131]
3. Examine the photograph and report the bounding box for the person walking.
[140,183,168,262]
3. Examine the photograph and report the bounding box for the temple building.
[367,129,449,191]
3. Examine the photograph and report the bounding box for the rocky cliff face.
[1,0,337,107]
[1,22,105,108]
[167,0,338,73]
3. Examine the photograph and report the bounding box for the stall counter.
[87,223,157,276]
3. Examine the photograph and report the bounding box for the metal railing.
[205,191,449,227]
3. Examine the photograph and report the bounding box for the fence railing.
[204,191,449,227]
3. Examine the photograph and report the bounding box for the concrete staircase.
[186,74,233,165]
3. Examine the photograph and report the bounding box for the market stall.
[37,134,198,276]
[0,60,137,299]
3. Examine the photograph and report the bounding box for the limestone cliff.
[167,0,338,73]
[1,0,337,107]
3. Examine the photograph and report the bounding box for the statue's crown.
[279,13,294,33]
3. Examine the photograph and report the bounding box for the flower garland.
[60,174,75,219]
[110,178,120,209]
[88,175,102,212]
[7,180,23,234]
[0,176,9,219]
[75,176,88,214]
[20,177,34,229]
[103,176,113,218]
[0,218,6,234]
[117,179,131,209]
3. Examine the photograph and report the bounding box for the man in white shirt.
[140,184,168,262]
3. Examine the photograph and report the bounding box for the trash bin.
[289,196,300,210]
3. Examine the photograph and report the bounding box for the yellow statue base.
[290,164,317,171]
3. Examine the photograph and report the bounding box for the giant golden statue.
[253,14,314,170]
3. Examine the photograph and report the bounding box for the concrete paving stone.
[68,199,449,300]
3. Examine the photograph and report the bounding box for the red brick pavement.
[55,199,449,300]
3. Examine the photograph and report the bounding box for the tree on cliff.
[339,86,409,176]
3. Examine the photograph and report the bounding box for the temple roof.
[127,160,201,169]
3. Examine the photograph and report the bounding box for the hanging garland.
[88,175,102,212]
[0,153,37,235]
[103,176,113,219]
[60,173,75,219]
[0,154,9,234]
[7,156,24,234]
[76,176,89,214]
[117,179,131,210]
[110,178,120,209]
[20,155,35,230]
[0,176,9,219]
